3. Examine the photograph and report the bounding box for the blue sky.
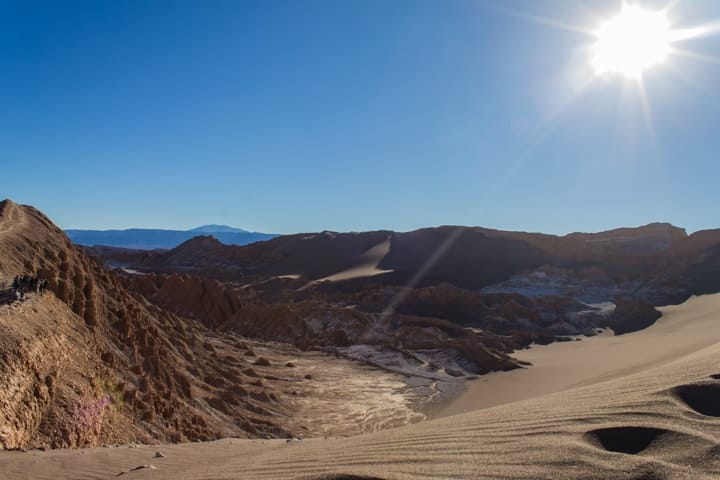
[2,0,720,234]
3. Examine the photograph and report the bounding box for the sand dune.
[300,237,393,289]
[3,293,720,479]
[437,294,720,416]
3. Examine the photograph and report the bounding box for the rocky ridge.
[0,200,397,449]
[88,219,720,379]
[104,222,718,301]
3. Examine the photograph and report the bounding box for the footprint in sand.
[671,381,720,417]
[584,426,671,455]
[584,422,717,462]
[294,476,386,480]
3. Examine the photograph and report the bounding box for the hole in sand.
[673,383,720,417]
[296,476,386,480]
[585,426,667,454]
[709,374,720,380]
[626,472,668,480]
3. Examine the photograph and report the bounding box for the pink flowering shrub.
[73,395,111,445]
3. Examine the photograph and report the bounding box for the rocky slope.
[91,221,720,347]
[108,222,719,300]
[1,200,408,449]
[118,272,521,377]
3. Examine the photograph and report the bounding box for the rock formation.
[106,222,719,302]
[0,200,305,448]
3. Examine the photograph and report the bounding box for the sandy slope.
[438,294,720,416]
[300,237,393,289]
[0,200,22,235]
[3,294,720,479]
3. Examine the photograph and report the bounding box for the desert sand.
[3,293,720,479]
[437,294,720,417]
[300,237,393,289]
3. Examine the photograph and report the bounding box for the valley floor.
[0,294,428,443]
[3,294,720,479]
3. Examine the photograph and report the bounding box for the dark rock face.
[378,227,551,290]
[141,230,393,282]
[605,298,662,335]
[687,244,720,296]
[95,222,720,304]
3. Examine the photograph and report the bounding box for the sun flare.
[591,5,671,78]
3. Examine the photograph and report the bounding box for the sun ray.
[380,228,463,321]
[380,0,720,322]
[635,78,657,141]
[663,60,716,96]
[662,0,684,12]
[378,64,597,321]
[672,47,720,64]
[478,1,595,37]
[669,25,720,41]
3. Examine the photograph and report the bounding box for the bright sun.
[592,5,672,78]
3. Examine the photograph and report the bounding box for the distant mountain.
[189,224,248,234]
[65,226,277,249]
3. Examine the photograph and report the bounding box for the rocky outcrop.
[605,298,662,335]
[0,200,305,449]
[122,272,243,330]
[97,220,720,377]
[114,270,522,377]
[139,230,393,282]
[98,222,719,302]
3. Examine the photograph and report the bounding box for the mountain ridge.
[64,225,277,249]
[124,222,709,288]
[189,224,249,233]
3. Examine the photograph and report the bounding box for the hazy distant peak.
[189,224,248,233]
